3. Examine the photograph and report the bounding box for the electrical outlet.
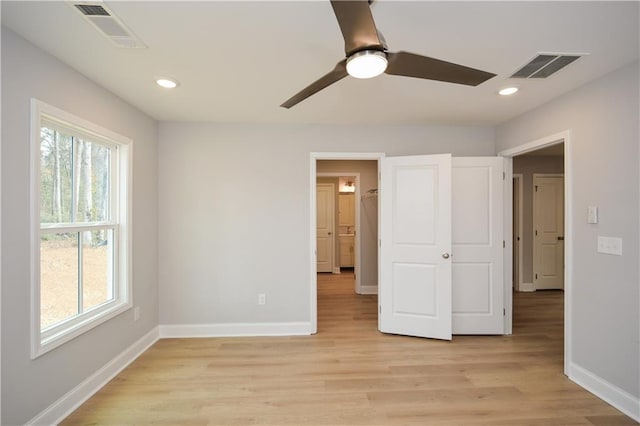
[258,294,266,305]
[134,306,141,321]
[597,236,622,256]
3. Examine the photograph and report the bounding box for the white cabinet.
[340,235,354,267]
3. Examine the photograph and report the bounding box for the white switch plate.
[258,294,266,305]
[587,206,598,224]
[597,236,622,256]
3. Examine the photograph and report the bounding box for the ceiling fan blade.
[385,51,496,86]
[330,0,384,56]
[281,60,349,109]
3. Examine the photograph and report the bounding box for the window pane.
[40,128,73,224]
[82,229,114,311]
[76,139,111,223]
[41,232,79,329]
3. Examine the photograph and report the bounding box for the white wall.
[1,29,159,425]
[158,123,494,326]
[497,62,640,403]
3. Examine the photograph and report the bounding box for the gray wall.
[1,29,159,425]
[513,155,565,284]
[496,61,639,398]
[317,160,378,289]
[158,123,495,325]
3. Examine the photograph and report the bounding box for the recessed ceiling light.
[156,78,178,89]
[499,87,518,96]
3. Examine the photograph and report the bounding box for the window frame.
[30,99,132,359]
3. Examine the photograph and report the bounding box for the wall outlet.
[133,306,141,321]
[597,236,622,256]
[258,294,266,305]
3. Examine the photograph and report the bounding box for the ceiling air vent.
[71,2,147,48]
[511,53,583,79]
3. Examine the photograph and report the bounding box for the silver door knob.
[442,253,450,259]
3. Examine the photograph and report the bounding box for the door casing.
[498,130,572,375]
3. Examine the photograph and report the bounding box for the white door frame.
[317,172,362,291]
[513,173,523,292]
[499,130,572,375]
[310,152,385,334]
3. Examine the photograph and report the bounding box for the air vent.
[511,53,583,79]
[71,2,147,49]
[75,4,110,16]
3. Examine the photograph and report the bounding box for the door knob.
[557,236,564,241]
[442,253,450,259]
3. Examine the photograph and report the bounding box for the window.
[31,100,131,358]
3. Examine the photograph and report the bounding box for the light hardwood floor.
[63,272,637,425]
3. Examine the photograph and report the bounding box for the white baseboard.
[27,327,159,426]
[159,322,313,338]
[569,362,640,422]
[357,285,378,295]
[519,282,535,292]
[332,267,341,274]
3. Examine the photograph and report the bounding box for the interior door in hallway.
[533,174,564,290]
[316,183,335,273]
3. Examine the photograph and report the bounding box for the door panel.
[451,157,504,334]
[533,176,564,289]
[316,183,335,273]
[379,154,452,340]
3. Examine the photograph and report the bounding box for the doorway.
[500,131,571,375]
[310,153,384,334]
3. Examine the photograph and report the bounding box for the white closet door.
[379,154,452,340]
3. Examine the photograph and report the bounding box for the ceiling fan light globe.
[346,50,388,79]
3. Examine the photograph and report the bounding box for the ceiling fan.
[281,0,496,109]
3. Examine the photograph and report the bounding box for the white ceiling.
[2,1,638,126]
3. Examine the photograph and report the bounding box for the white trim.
[317,172,362,292]
[568,362,640,422]
[358,285,378,295]
[30,99,134,359]
[513,173,524,292]
[158,322,312,338]
[503,158,513,335]
[26,327,159,426]
[519,282,535,292]
[499,129,572,377]
[332,267,341,274]
[310,153,385,334]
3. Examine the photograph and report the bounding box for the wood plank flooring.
[62,271,637,425]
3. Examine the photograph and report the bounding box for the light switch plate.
[597,236,622,256]
[587,206,598,224]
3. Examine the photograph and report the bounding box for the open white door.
[452,157,504,334]
[379,154,452,340]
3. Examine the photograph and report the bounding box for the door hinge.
[535,185,539,192]
[535,229,538,236]
[379,305,382,314]
[535,273,538,280]
[503,308,506,316]
[503,240,505,248]
[379,239,381,247]
[503,172,506,180]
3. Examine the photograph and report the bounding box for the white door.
[379,154,452,340]
[316,183,335,273]
[533,175,564,289]
[451,158,504,334]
